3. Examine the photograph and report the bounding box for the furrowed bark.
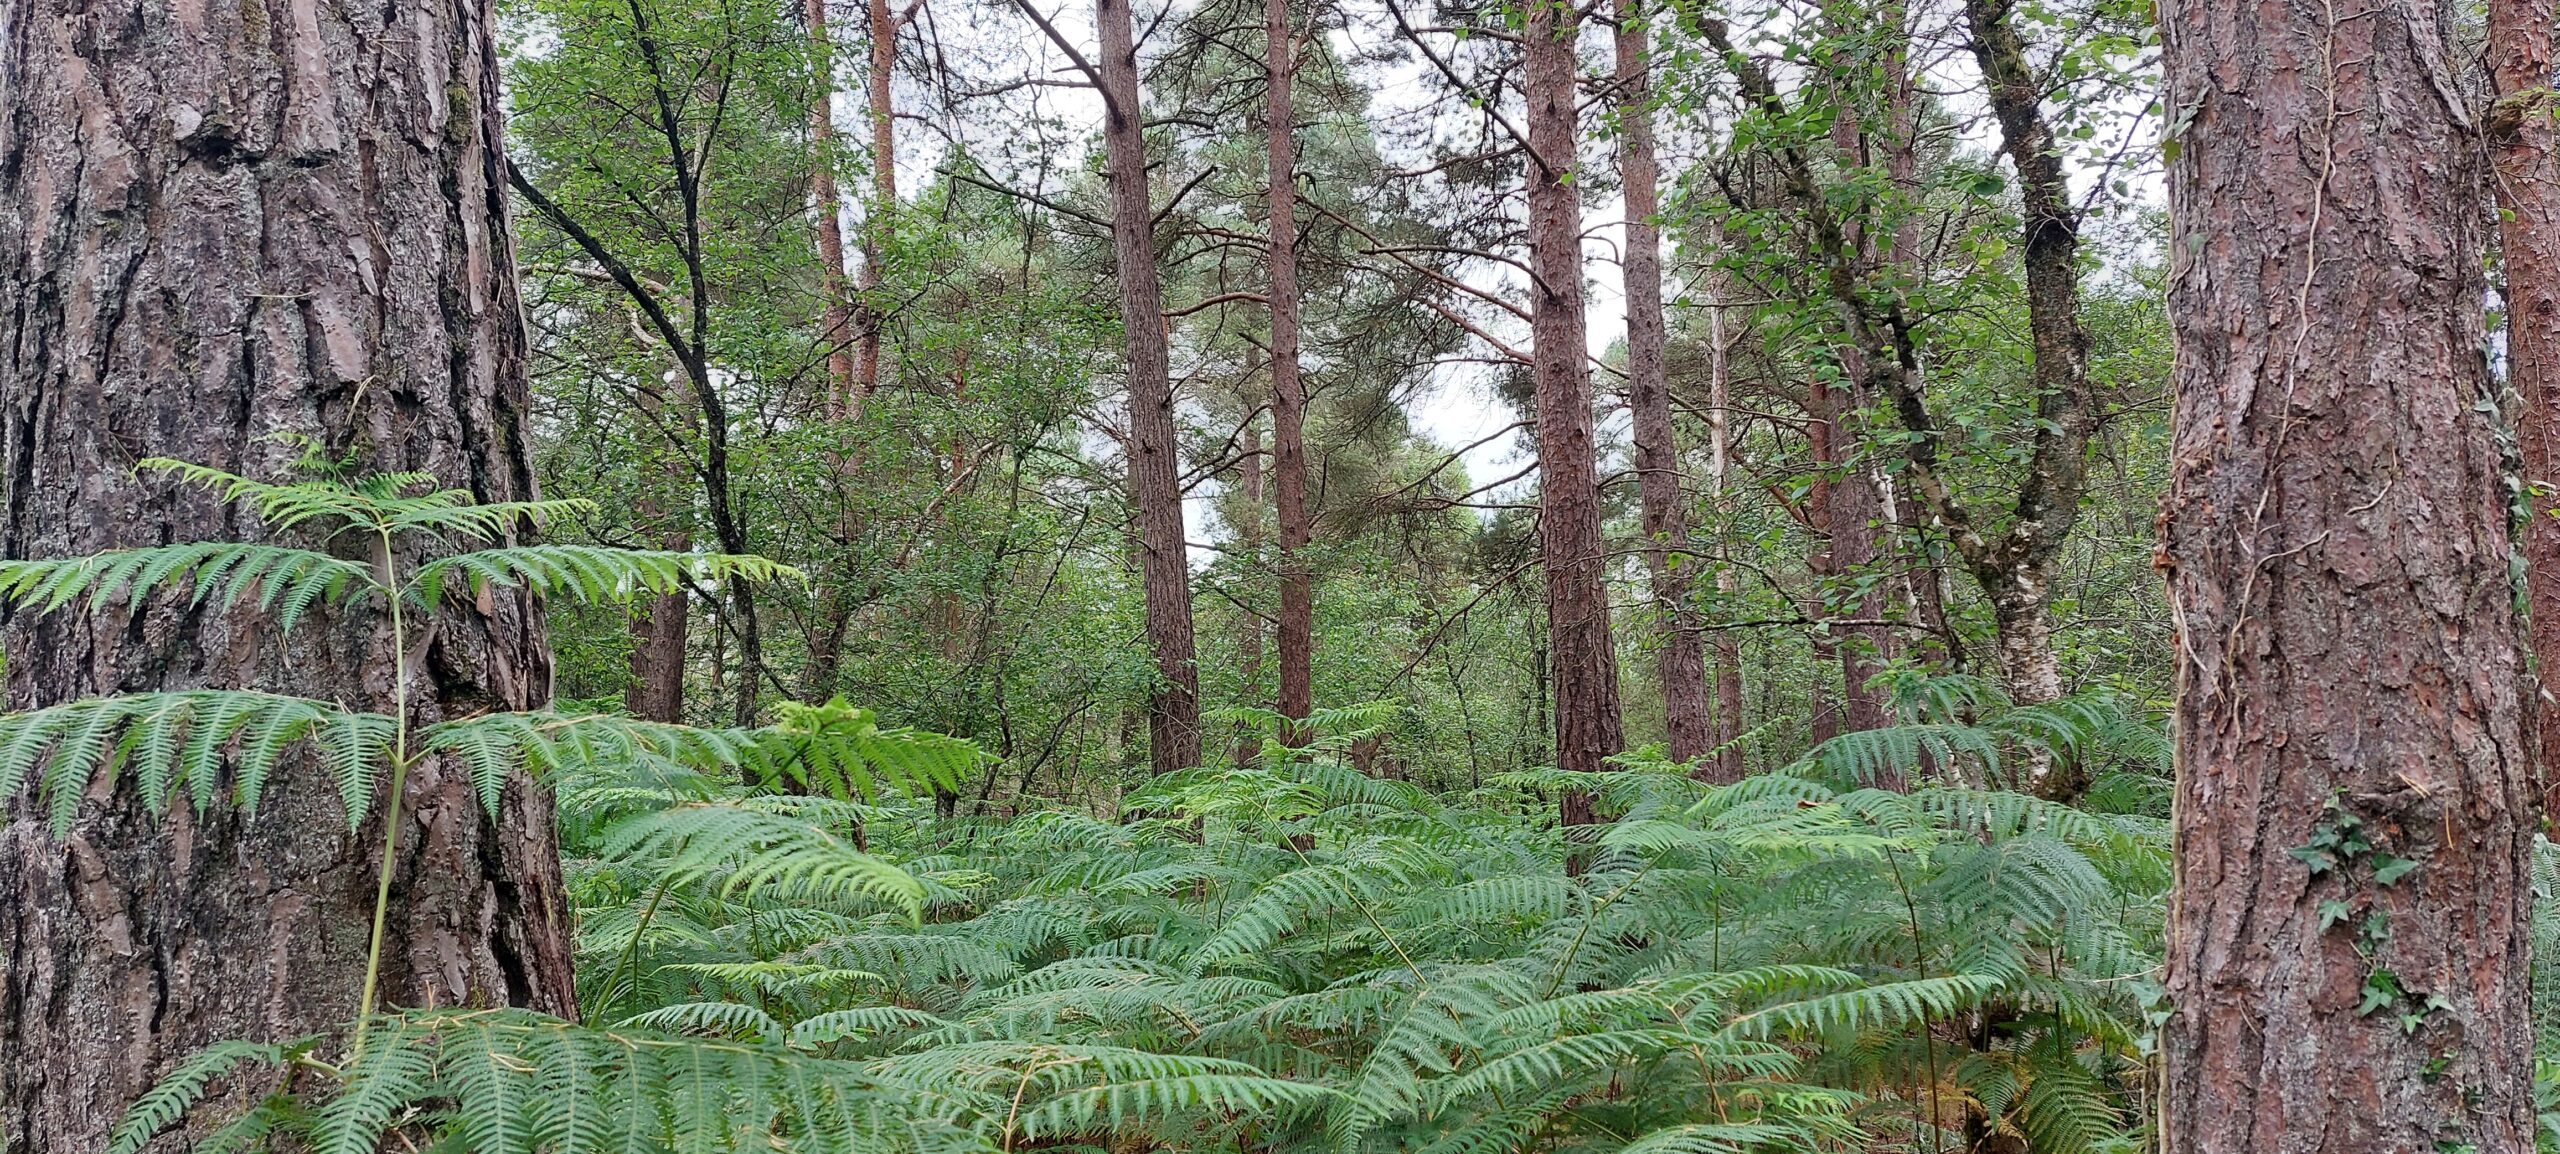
[2488,0,2560,813]
[1097,0,1204,775]
[1526,0,1625,824]
[1616,0,1714,767]
[2157,0,2536,1143]
[1266,0,1315,727]
[0,0,577,1145]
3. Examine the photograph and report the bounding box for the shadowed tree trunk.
[2489,0,2560,808]
[0,0,578,1145]
[627,383,693,723]
[1098,0,1203,776]
[2157,0,2536,1143]
[1818,41,1892,760]
[1234,411,1269,765]
[1615,0,1714,767]
[1703,284,1747,783]
[1526,0,1625,826]
[1265,0,1315,727]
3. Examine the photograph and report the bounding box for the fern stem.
[355,527,415,1053]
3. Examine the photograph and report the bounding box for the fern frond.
[411,546,800,611]
[105,1038,294,1154]
[0,691,395,832]
[600,802,927,920]
[136,458,392,535]
[0,544,376,629]
[382,496,598,542]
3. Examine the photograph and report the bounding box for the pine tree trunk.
[1526,0,1624,824]
[1703,281,1746,783]
[1265,0,1314,727]
[807,0,859,408]
[2488,0,2560,812]
[1097,0,1202,776]
[627,372,691,723]
[1234,413,1268,766]
[2157,0,2536,1143]
[0,0,577,1145]
[1615,0,1713,767]
[1805,378,1842,748]
[856,0,896,394]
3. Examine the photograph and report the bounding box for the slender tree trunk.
[1958,0,2094,735]
[1817,37,1893,758]
[1616,0,1713,767]
[2157,0,2535,1143]
[1526,0,1624,826]
[1097,0,1203,775]
[628,575,691,722]
[1805,378,1842,748]
[807,0,860,406]
[856,0,898,394]
[0,1,577,1145]
[627,374,692,723]
[1704,286,1746,783]
[1234,409,1268,766]
[1265,0,1315,727]
[2489,0,2560,810]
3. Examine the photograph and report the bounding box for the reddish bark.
[1615,0,1714,767]
[1526,0,1625,823]
[2157,0,2536,1144]
[0,0,577,1144]
[2489,0,2560,815]
[1266,0,1314,726]
[1097,0,1204,775]
[856,0,901,395]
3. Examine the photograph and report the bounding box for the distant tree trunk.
[2489,0,2560,807]
[1956,0,2094,737]
[2157,0,2535,1144]
[1526,0,1625,826]
[0,0,578,1146]
[856,0,901,394]
[1097,0,1203,775]
[1818,21,1891,760]
[1805,377,1843,749]
[627,386,692,723]
[1234,410,1269,765]
[806,0,860,406]
[1704,287,1747,783]
[1265,0,1315,727]
[629,574,691,722]
[1616,0,1713,767]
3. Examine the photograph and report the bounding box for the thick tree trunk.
[0,0,577,1146]
[1526,0,1624,824]
[1265,0,1314,726]
[1615,0,1713,767]
[2488,0,2560,812]
[1097,0,1203,775]
[2157,0,2536,1144]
